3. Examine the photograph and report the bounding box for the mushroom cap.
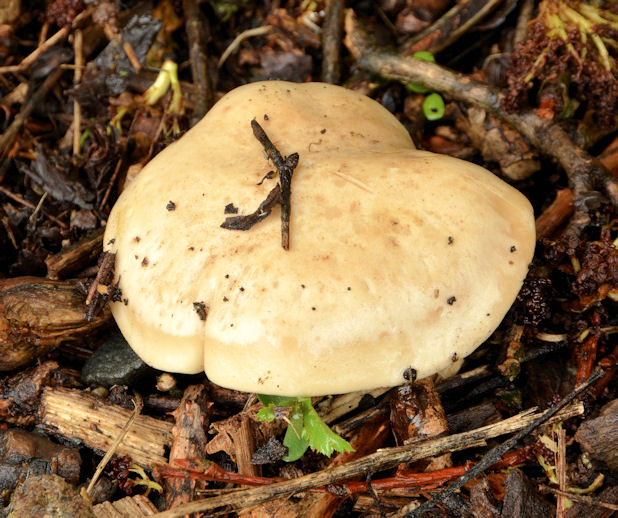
[104,81,535,396]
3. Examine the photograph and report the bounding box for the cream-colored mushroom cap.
[104,81,535,396]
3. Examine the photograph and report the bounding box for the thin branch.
[321,0,344,83]
[539,485,618,512]
[183,0,212,122]
[86,394,144,496]
[0,26,69,75]
[399,0,503,55]
[0,68,64,162]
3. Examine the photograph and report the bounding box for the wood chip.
[93,494,158,518]
[40,387,172,470]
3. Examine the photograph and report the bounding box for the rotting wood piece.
[0,361,59,426]
[0,277,112,371]
[165,384,209,510]
[575,398,618,471]
[39,387,172,470]
[45,228,105,280]
[0,428,81,503]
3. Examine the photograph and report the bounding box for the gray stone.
[82,333,153,387]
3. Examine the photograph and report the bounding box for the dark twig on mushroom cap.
[221,119,299,250]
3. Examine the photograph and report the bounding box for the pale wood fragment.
[93,494,158,518]
[40,387,172,470]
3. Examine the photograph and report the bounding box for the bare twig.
[0,26,69,75]
[539,485,618,512]
[321,0,344,83]
[73,29,84,158]
[0,185,68,228]
[86,394,144,496]
[221,120,299,250]
[183,0,212,122]
[0,68,64,162]
[399,0,502,55]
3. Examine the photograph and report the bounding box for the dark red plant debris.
[503,1,618,130]
[0,0,616,515]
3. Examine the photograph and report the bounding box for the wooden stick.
[321,0,344,83]
[183,0,212,122]
[0,26,69,74]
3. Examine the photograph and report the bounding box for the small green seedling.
[257,394,354,461]
[407,51,445,121]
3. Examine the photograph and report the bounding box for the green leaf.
[412,51,435,62]
[256,405,276,422]
[407,83,430,94]
[407,52,435,93]
[257,394,299,407]
[282,402,309,461]
[422,93,445,120]
[300,399,354,458]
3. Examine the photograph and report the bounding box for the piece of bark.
[39,387,172,470]
[205,401,286,463]
[575,398,618,471]
[45,228,104,280]
[0,428,81,504]
[447,401,502,434]
[390,377,451,471]
[0,361,58,426]
[469,476,501,518]
[0,276,112,371]
[501,470,554,518]
[165,384,210,510]
[235,414,260,477]
[93,494,158,517]
[5,473,95,518]
[391,379,449,446]
[455,105,540,181]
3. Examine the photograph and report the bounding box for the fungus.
[104,81,535,397]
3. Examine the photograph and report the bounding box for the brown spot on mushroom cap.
[103,81,536,397]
